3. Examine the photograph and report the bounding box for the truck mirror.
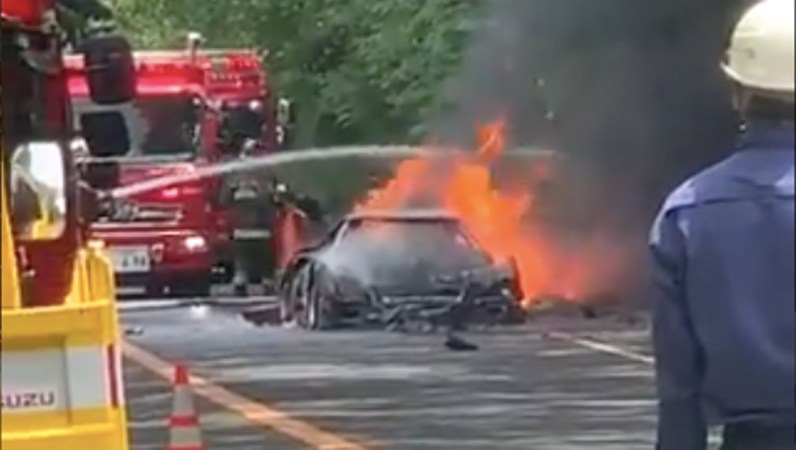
[81,34,136,105]
[81,160,120,190]
[79,111,130,157]
[9,142,67,241]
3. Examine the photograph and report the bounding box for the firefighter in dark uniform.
[217,99,274,296]
[649,1,793,449]
[223,139,278,297]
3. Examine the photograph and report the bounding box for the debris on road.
[240,304,283,327]
[125,326,145,336]
[444,333,480,352]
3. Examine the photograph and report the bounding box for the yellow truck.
[2,1,137,448]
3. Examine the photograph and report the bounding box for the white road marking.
[117,296,278,312]
[118,299,185,311]
[544,331,654,366]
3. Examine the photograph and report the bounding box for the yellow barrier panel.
[86,240,117,303]
[66,250,89,306]
[2,302,129,450]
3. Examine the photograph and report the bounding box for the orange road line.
[123,341,379,450]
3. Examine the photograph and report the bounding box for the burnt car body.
[277,209,525,330]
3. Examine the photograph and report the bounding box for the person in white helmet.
[649,1,794,449]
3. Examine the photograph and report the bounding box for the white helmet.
[722,0,794,96]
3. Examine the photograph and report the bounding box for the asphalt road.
[124,357,304,450]
[118,297,695,450]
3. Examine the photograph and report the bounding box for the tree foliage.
[110,0,481,147]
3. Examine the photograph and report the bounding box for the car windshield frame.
[332,217,492,280]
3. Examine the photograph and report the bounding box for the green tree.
[110,0,481,147]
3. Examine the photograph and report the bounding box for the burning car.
[277,209,526,330]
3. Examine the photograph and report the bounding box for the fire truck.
[65,34,293,297]
[2,0,136,448]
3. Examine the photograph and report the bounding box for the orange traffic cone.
[166,364,205,450]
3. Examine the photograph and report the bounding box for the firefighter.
[649,1,794,449]
[224,139,278,297]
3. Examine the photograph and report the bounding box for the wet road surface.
[119,299,670,450]
[124,360,304,450]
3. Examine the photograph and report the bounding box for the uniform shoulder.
[659,156,742,214]
[651,172,709,245]
[659,173,706,214]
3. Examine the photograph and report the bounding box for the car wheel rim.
[307,294,318,328]
[308,305,316,327]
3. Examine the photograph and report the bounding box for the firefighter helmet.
[722,0,794,96]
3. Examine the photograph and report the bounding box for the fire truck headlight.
[183,236,207,252]
[248,100,263,112]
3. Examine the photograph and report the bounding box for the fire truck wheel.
[169,277,212,299]
[212,260,235,285]
[145,283,166,298]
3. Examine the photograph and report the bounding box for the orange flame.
[357,120,632,305]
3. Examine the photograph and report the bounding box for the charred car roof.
[344,209,459,222]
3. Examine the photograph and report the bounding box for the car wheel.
[212,260,234,285]
[279,298,294,323]
[306,291,321,329]
[278,277,299,323]
[145,283,165,298]
[299,285,335,330]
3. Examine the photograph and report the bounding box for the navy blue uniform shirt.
[649,121,794,450]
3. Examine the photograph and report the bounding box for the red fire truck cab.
[65,35,291,297]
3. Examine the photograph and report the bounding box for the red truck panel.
[2,0,52,26]
[66,48,278,287]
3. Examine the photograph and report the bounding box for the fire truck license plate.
[110,247,151,273]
